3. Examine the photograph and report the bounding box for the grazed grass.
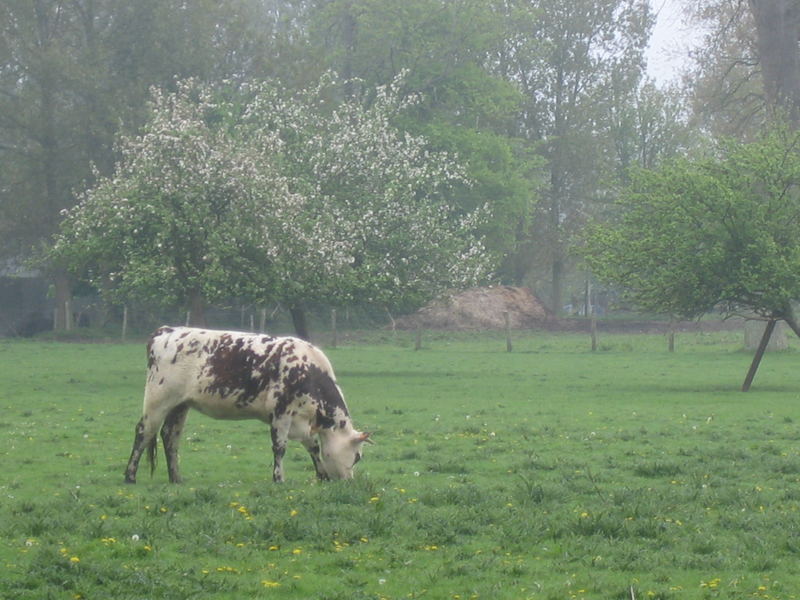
[2,330,800,599]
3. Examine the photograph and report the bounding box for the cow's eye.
[353,453,362,466]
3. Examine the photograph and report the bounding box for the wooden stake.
[668,320,675,352]
[504,311,512,352]
[331,308,338,349]
[742,319,776,392]
[65,299,72,331]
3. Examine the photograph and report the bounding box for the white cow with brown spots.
[124,326,370,483]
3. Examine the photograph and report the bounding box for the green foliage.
[0,0,276,259]
[586,126,800,324]
[307,0,542,281]
[3,331,800,598]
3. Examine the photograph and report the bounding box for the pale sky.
[646,0,702,84]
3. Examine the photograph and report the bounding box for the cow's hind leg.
[124,390,175,483]
[125,416,157,483]
[302,438,329,481]
[161,403,190,483]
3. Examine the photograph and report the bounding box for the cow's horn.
[356,431,374,445]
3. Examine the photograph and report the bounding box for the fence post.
[415,325,422,351]
[504,311,512,352]
[668,320,675,352]
[331,308,338,349]
[65,299,73,331]
[122,305,128,341]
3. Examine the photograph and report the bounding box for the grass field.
[3,328,800,599]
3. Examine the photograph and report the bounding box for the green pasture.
[3,329,800,599]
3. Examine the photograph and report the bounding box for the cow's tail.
[147,435,158,477]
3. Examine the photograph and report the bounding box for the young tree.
[585,126,800,389]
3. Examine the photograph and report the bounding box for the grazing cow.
[124,326,370,484]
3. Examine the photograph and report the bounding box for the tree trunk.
[290,305,310,340]
[749,0,800,125]
[551,258,564,316]
[783,306,800,338]
[53,271,72,331]
[340,0,357,99]
[742,319,776,391]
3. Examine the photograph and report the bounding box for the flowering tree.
[53,75,494,333]
[243,75,494,323]
[52,80,303,325]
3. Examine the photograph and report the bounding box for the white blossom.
[52,74,495,311]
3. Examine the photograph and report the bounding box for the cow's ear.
[313,413,335,432]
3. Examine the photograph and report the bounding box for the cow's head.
[319,430,371,480]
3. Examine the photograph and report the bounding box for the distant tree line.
[0,0,729,334]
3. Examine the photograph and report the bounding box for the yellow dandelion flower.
[262,581,281,588]
[69,556,80,563]
[292,548,302,555]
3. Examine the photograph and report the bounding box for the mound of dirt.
[396,286,552,330]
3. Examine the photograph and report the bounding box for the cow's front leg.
[161,403,190,483]
[302,437,329,481]
[270,422,289,482]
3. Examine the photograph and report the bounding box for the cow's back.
[144,326,343,423]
